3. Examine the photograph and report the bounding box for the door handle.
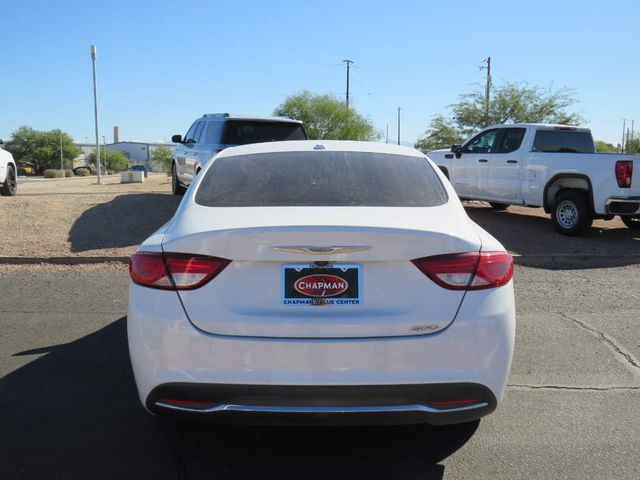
[507,160,518,164]
[478,159,488,163]
[183,151,188,155]
[193,152,198,155]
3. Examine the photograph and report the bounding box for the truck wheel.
[551,190,592,235]
[1,165,17,196]
[489,202,509,211]
[171,164,186,196]
[621,216,640,230]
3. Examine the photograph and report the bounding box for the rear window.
[222,121,307,145]
[532,130,594,153]
[195,151,448,207]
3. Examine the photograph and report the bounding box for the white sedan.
[128,140,515,425]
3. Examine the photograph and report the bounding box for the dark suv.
[170,114,308,195]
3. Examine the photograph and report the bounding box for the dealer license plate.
[281,264,361,306]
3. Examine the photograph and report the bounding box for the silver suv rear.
[170,113,308,195]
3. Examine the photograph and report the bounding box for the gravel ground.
[0,174,638,259]
[465,202,639,257]
[1,174,179,257]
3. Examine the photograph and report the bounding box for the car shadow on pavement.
[0,317,477,479]
[174,420,477,479]
[68,194,181,253]
[466,206,640,267]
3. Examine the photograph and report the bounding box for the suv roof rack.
[200,113,302,124]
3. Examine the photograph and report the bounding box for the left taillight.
[129,252,230,290]
[412,251,514,290]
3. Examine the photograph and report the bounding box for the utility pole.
[91,45,102,184]
[632,120,635,142]
[480,57,492,127]
[397,107,401,145]
[386,124,389,143]
[622,119,627,154]
[343,59,353,109]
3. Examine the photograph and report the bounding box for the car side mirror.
[0,139,3,145]
[171,134,183,143]
[451,144,462,159]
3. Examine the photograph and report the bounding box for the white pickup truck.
[428,124,640,235]
[0,139,18,196]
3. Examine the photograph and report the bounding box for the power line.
[343,59,353,109]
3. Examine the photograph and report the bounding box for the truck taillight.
[412,252,514,291]
[129,252,230,290]
[615,161,633,188]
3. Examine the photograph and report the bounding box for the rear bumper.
[605,196,640,215]
[148,382,496,426]
[127,282,515,426]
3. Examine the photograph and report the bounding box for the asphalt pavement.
[0,263,639,479]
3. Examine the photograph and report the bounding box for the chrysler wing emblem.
[271,246,371,255]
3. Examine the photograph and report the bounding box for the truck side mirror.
[171,134,183,144]
[451,144,462,158]
[0,139,4,145]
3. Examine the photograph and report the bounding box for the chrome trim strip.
[272,246,371,255]
[155,401,489,415]
[605,198,640,205]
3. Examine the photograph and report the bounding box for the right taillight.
[129,252,230,290]
[615,160,633,188]
[412,251,514,290]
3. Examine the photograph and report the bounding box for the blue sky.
[1,0,638,145]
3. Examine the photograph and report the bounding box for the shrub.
[74,167,91,176]
[64,169,74,178]
[43,169,64,178]
[88,149,129,172]
[151,145,173,173]
[107,169,115,175]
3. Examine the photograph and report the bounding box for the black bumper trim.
[146,382,497,426]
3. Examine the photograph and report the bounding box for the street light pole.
[91,45,102,184]
[59,130,64,176]
[397,107,401,145]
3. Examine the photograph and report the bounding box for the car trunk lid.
[162,206,481,338]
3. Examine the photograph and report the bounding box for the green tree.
[5,126,81,173]
[274,90,379,141]
[89,149,129,171]
[625,134,640,154]
[416,82,584,152]
[415,115,465,152]
[151,145,173,172]
[595,140,617,153]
